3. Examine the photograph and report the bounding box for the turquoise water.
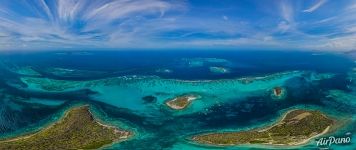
[0,50,354,149]
[18,71,333,117]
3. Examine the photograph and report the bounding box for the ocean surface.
[0,50,355,150]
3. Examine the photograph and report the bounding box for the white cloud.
[57,0,86,22]
[277,21,291,33]
[306,35,356,51]
[0,0,185,50]
[168,37,282,50]
[346,1,356,11]
[280,0,294,23]
[84,0,171,21]
[303,0,327,13]
[222,15,228,21]
[0,0,355,51]
[37,0,54,20]
[346,26,356,33]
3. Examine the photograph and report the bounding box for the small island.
[271,87,287,100]
[192,109,334,146]
[0,105,132,150]
[165,94,200,110]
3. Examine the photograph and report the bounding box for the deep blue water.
[0,50,353,80]
[0,50,354,150]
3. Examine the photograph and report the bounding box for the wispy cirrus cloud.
[280,0,294,23]
[0,0,182,49]
[0,0,355,51]
[303,0,327,13]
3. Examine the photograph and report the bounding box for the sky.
[0,0,355,51]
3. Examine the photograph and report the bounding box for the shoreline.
[0,107,76,143]
[0,105,132,148]
[191,109,337,148]
[165,94,200,110]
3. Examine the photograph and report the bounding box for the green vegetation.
[192,110,334,146]
[165,94,199,110]
[0,106,132,150]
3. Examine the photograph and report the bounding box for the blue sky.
[0,0,355,51]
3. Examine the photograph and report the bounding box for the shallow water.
[0,50,355,150]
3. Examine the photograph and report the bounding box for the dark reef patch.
[142,95,157,103]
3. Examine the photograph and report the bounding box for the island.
[0,105,132,150]
[165,94,200,110]
[192,109,334,146]
[271,87,287,99]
